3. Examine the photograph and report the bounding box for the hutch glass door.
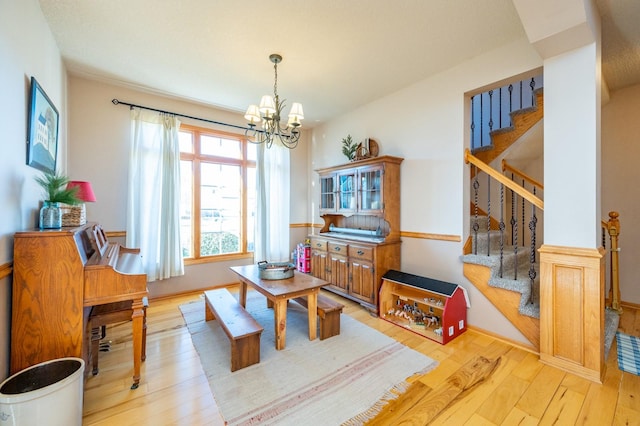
[359,167,382,212]
[338,171,357,212]
[319,174,336,212]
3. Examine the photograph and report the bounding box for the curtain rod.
[111,98,255,133]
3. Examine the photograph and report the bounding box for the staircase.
[473,88,544,166]
[463,87,620,357]
[462,216,541,348]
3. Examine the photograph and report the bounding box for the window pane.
[200,162,240,255]
[179,131,193,153]
[246,166,256,252]
[201,135,241,159]
[247,142,257,161]
[180,160,193,257]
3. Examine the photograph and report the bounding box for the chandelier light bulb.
[244,105,261,124]
[259,95,276,115]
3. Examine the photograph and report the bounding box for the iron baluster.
[473,167,480,255]
[528,186,538,304]
[513,180,520,280]
[487,174,491,256]
[508,84,514,127]
[488,90,494,134]
[510,173,516,246]
[470,95,476,150]
[521,179,525,248]
[480,92,484,148]
[530,77,536,106]
[499,87,502,129]
[519,80,523,110]
[499,183,505,278]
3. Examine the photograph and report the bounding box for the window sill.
[184,252,254,266]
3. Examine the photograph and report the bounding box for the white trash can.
[0,357,84,426]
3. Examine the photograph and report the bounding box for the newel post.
[606,211,622,314]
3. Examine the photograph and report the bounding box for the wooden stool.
[88,296,148,376]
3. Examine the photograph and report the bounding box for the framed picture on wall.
[27,76,59,174]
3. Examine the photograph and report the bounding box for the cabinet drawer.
[310,238,327,251]
[349,244,374,261]
[328,241,348,255]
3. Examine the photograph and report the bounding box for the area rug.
[616,331,640,376]
[179,291,438,425]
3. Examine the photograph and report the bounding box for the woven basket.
[61,203,87,226]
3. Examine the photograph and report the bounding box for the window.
[179,124,256,262]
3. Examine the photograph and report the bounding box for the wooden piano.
[11,223,148,388]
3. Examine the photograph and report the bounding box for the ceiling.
[38,0,640,127]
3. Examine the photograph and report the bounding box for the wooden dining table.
[230,264,329,350]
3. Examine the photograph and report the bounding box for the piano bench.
[293,293,344,340]
[204,288,263,372]
[89,296,149,376]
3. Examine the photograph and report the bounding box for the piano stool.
[204,288,263,371]
[89,296,149,376]
[293,293,344,340]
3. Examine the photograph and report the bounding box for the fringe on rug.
[340,371,426,425]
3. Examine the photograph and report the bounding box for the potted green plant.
[35,172,81,229]
[341,134,357,161]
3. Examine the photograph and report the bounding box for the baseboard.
[621,300,640,310]
[466,324,539,355]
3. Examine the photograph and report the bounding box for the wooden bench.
[293,293,344,340]
[204,288,263,371]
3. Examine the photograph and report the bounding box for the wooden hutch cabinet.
[310,155,403,313]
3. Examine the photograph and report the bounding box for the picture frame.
[27,76,59,174]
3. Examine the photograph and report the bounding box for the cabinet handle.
[357,250,364,255]
[334,246,341,251]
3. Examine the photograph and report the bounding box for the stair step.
[472,228,534,250]
[461,250,540,318]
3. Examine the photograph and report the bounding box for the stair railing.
[502,160,544,251]
[466,150,543,304]
[503,161,621,313]
[602,211,622,314]
[469,153,622,312]
[470,75,543,152]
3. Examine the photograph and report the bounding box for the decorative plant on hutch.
[35,171,80,229]
[341,134,357,161]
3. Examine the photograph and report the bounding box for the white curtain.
[255,140,290,263]
[126,108,184,281]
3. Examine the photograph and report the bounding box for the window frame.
[179,124,256,265]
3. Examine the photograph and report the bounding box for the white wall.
[544,43,601,248]
[602,83,640,305]
[0,0,67,380]
[311,38,543,345]
[67,76,310,298]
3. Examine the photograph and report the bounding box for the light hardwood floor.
[83,288,640,425]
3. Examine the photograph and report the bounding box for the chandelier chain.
[273,61,278,100]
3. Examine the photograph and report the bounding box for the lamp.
[67,181,97,202]
[62,181,96,226]
[244,53,304,149]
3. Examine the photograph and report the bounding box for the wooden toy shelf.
[379,270,468,345]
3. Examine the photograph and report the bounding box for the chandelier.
[244,53,304,149]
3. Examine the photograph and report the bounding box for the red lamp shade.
[67,181,97,202]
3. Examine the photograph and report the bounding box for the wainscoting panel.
[539,245,605,383]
